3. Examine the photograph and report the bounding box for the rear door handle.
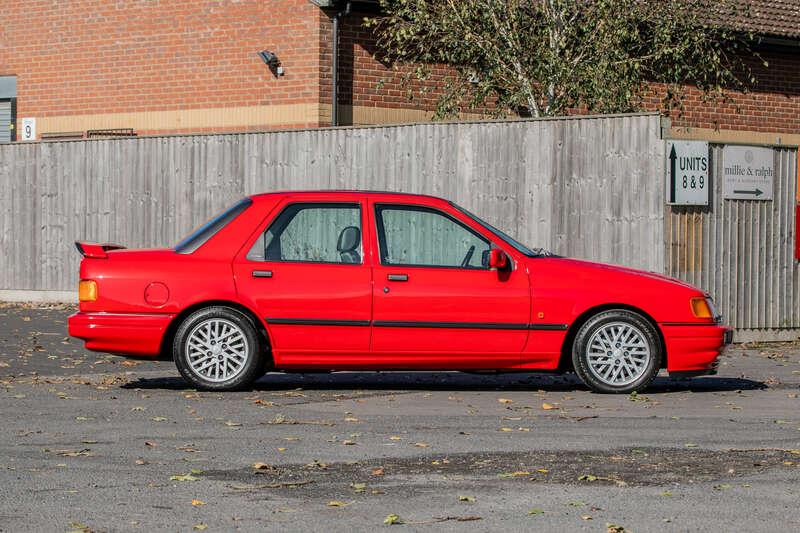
[252,270,273,278]
[387,273,408,282]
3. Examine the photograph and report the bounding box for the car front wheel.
[571,309,661,394]
[173,306,262,391]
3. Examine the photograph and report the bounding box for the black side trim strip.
[265,319,570,331]
[528,323,569,331]
[267,318,370,327]
[373,321,529,330]
[661,322,718,327]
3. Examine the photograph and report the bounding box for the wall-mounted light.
[258,50,284,76]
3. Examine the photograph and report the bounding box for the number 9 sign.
[20,117,36,141]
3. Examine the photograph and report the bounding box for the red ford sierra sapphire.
[69,191,731,393]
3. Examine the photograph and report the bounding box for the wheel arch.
[158,300,273,363]
[557,303,666,372]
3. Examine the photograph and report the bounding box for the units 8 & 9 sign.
[666,140,709,206]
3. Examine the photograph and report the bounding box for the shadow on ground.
[121,371,766,393]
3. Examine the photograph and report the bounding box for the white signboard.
[722,145,773,200]
[20,117,36,141]
[666,140,709,205]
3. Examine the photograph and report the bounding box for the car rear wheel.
[571,309,661,394]
[173,306,262,391]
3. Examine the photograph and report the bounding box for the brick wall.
[0,0,325,135]
[337,11,800,134]
[1,2,797,136]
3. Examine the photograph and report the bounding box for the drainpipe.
[330,2,351,126]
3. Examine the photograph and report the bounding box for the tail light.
[78,280,98,302]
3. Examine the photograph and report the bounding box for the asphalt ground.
[1,303,799,532]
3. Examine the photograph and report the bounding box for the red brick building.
[0,0,798,143]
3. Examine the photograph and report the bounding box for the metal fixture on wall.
[258,50,284,77]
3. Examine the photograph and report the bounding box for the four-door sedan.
[69,191,731,393]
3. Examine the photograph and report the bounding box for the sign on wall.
[722,145,774,200]
[666,140,709,205]
[20,117,36,141]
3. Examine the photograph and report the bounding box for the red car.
[68,191,731,393]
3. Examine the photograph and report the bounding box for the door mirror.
[488,249,509,270]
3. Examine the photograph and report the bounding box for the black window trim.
[175,197,253,254]
[248,201,365,266]
[374,203,494,270]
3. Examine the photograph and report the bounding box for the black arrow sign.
[669,144,677,203]
[733,188,764,196]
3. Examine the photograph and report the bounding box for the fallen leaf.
[458,495,475,502]
[170,473,199,482]
[606,523,626,533]
[384,514,403,525]
[498,398,513,404]
[144,441,157,448]
[541,403,557,410]
[351,483,367,493]
[499,471,531,478]
[193,524,207,531]
[327,500,351,508]
[56,449,92,457]
[151,417,168,422]
[371,467,385,476]
[414,442,428,448]
[578,474,598,482]
[191,499,205,506]
[224,420,242,427]
[252,462,272,471]
[685,443,698,448]
[528,508,544,516]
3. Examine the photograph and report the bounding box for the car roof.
[248,190,447,203]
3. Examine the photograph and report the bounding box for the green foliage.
[366,0,759,118]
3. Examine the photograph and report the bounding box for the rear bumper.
[661,323,731,376]
[68,311,175,357]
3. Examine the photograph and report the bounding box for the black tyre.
[571,309,661,393]
[173,306,263,391]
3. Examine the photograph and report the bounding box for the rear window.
[174,198,252,254]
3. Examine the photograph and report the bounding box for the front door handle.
[387,273,408,282]
[252,270,273,278]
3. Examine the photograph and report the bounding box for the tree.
[366,0,760,118]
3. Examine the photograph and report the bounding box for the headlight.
[690,296,713,319]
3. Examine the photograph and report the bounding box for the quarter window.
[247,203,362,264]
[375,205,490,268]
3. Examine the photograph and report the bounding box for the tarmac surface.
[1,303,799,532]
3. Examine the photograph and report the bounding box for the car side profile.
[68,191,731,393]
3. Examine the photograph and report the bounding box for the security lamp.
[258,50,284,76]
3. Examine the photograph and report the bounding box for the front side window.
[376,205,490,269]
[247,203,362,264]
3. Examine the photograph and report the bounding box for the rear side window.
[247,203,362,264]
[175,198,252,254]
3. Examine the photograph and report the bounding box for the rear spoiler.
[74,241,126,259]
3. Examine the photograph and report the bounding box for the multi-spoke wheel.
[173,306,263,391]
[572,310,661,393]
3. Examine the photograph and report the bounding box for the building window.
[0,76,17,143]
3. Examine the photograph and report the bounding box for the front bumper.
[68,311,175,357]
[661,323,731,376]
